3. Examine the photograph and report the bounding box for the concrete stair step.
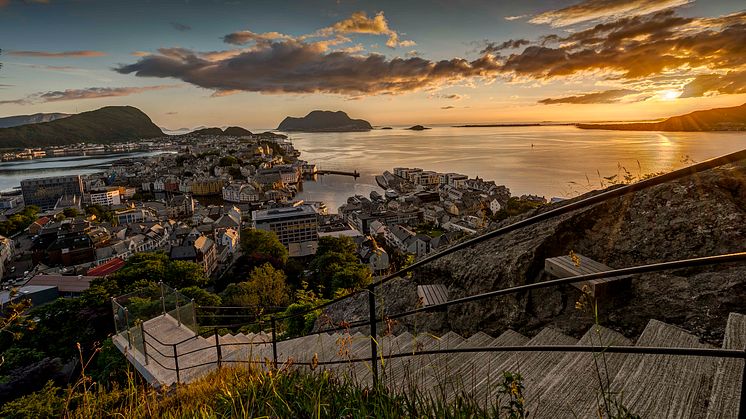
[531,325,632,418]
[595,319,717,419]
[392,331,466,392]
[706,313,745,419]
[478,327,578,406]
[420,331,495,398]
[445,329,529,404]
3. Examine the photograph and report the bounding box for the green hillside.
[0,106,164,148]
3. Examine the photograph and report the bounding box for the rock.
[277,110,372,132]
[407,125,430,131]
[318,160,746,345]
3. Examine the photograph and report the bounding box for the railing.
[115,148,746,415]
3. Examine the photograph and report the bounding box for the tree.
[180,286,221,306]
[62,208,79,218]
[108,252,209,290]
[221,263,289,313]
[308,236,372,298]
[218,156,238,167]
[240,229,288,268]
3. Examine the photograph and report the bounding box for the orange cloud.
[528,0,692,27]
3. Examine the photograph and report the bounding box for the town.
[0,132,549,304]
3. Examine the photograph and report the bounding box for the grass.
[1,361,519,418]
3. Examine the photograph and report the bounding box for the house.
[490,198,502,214]
[0,235,14,279]
[28,216,51,235]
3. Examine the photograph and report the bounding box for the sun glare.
[660,90,681,100]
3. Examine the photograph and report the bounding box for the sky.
[1,0,745,129]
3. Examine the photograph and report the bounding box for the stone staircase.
[113,313,745,418]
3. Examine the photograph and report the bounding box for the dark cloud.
[170,22,192,32]
[7,50,106,58]
[2,85,177,104]
[481,39,529,54]
[538,89,639,104]
[223,30,293,45]
[499,10,746,80]
[116,40,500,96]
[679,71,746,98]
[528,0,692,27]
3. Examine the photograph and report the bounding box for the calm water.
[2,127,745,212]
[293,125,746,211]
[0,151,167,193]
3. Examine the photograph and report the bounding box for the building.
[191,178,225,196]
[0,235,14,279]
[21,175,84,210]
[252,205,318,247]
[0,194,23,209]
[89,187,121,206]
[170,235,218,276]
[222,183,260,203]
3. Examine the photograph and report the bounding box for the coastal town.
[0,131,548,301]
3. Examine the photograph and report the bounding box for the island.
[186,126,253,136]
[0,106,164,148]
[380,126,393,130]
[277,110,372,132]
[407,125,430,130]
[577,102,746,131]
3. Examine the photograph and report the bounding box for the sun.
[660,90,681,100]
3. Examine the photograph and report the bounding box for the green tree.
[308,237,371,298]
[240,229,288,267]
[109,253,209,290]
[219,156,238,167]
[221,263,289,313]
[180,286,222,306]
[62,207,79,218]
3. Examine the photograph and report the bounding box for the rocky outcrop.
[277,111,372,132]
[317,160,746,344]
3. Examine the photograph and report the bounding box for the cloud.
[7,50,106,58]
[538,89,639,104]
[170,22,192,32]
[679,71,746,97]
[3,85,178,105]
[315,11,415,48]
[131,51,151,57]
[504,15,527,21]
[117,39,501,96]
[223,30,294,45]
[528,0,692,27]
[481,39,529,54]
[498,10,746,80]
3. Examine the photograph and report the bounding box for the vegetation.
[221,263,290,314]
[0,106,164,148]
[0,364,517,418]
[239,229,288,270]
[491,197,544,222]
[85,204,115,224]
[0,205,39,236]
[308,236,372,298]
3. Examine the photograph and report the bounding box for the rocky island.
[277,110,372,132]
[407,125,430,130]
[578,102,746,131]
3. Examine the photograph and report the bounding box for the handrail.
[386,252,746,321]
[369,148,746,290]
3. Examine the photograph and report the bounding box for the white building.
[252,205,318,248]
[90,188,121,206]
[222,183,260,203]
[490,198,502,214]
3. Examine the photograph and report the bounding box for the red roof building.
[86,257,126,277]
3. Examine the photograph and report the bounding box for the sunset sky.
[1,0,745,129]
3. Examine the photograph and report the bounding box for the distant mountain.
[0,112,70,129]
[277,110,372,132]
[578,103,746,131]
[0,106,164,148]
[185,126,253,136]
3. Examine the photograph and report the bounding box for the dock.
[317,169,360,178]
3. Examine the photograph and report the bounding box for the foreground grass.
[1,365,509,418]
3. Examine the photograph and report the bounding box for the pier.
[317,169,360,178]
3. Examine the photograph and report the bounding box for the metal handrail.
[386,252,746,321]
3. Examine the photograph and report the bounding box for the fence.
[114,148,746,415]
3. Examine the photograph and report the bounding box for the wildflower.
[311,353,319,371]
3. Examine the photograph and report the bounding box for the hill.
[578,103,746,131]
[277,110,372,132]
[0,106,163,148]
[184,126,253,136]
[0,112,70,129]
